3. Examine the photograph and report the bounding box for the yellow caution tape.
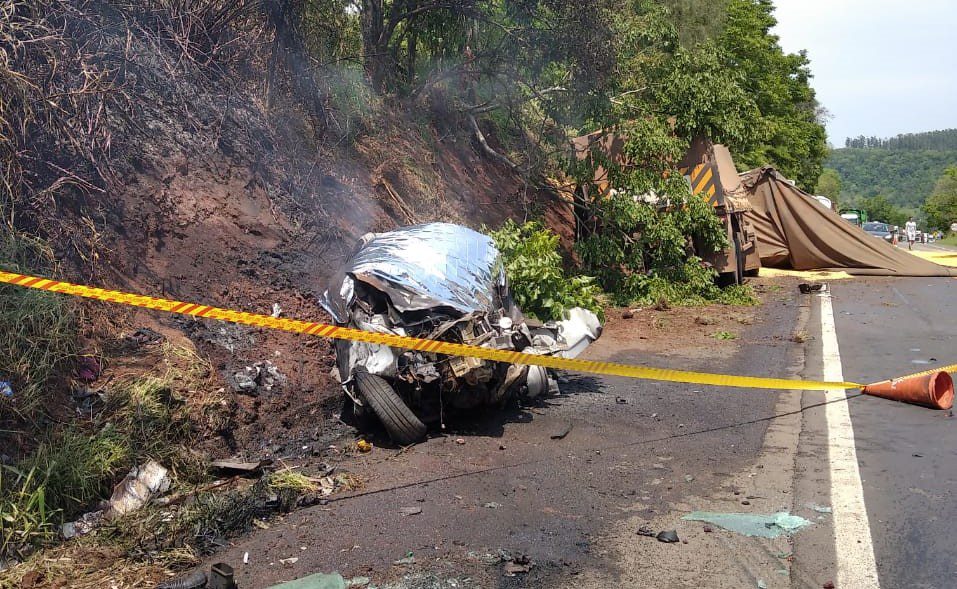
[0,270,867,391]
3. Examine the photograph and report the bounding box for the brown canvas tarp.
[741,167,957,277]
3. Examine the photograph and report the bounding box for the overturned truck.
[319,223,601,444]
[571,133,760,284]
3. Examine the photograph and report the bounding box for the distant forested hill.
[826,129,957,208]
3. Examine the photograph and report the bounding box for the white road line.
[819,291,881,588]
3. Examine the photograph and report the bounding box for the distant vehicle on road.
[840,208,867,227]
[862,221,894,243]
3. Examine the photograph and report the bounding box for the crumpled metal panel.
[319,223,503,323]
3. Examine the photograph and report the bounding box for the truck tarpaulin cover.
[740,167,957,277]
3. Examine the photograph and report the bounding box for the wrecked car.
[319,223,601,444]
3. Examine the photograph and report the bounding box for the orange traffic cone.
[862,371,954,410]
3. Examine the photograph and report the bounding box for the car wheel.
[354,370,427,445]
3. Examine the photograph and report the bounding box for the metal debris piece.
[399,506,422,516]
[208,563,237,589]
[682,511,812,538]
[656,530,680,543]
[231,360,285,395]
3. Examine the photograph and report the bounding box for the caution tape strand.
[0,270,867,391]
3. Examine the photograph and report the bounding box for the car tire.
[354,370,427,445]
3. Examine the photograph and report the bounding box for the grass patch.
[940,234,957,247]
[712,331,737,340]
[0,366,204,560]
[0,231,77,419]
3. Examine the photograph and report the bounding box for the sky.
[772,0,957,147]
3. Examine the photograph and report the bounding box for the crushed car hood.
[319,223,505,323]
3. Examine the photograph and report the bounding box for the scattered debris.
[682,511,813,538]
[636,525,655,537]
[684,474,695,482]
[656,530,680,543]
[757,580,767,589]
[822,582,835,589]
[271,303,283,318]
[393,555,416,566]
[265,572,347,589]
[615,396,628,404]
[702,525,713,533]
[71,384,106,415]
[230,361,285,395]
[0,380,12,398]
[503,554,533,576]
[209,563,237,589]
[399,506,423,516]
[805,503,833,514]
[156,569,207,589]
[346,577,371,587]
[550,422,574,439]
[211,459,271,474]
[75,355,102,382]
[61,509,105,539]
[126,327,164,347]
[741,500,751,505]
[107,460,171,516]
[483,502,503,509]
[280,557,300,566]
[912,453,924,458]
[799,283,824,294]
[243,552,249,565]
[356,439,373,453]
[455,438,466,445]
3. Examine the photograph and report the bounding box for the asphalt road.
[200,248,957,588]
[826,274,957,589]
[207,283,806,588]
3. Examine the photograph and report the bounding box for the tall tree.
[815,168,842,207]
[717,0,826,189]
[924,167,957,230]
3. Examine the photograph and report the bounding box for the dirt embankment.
[5,3,571,458]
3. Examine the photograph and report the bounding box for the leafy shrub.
[487,220,604,321]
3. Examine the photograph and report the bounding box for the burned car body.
[319,223,601,444]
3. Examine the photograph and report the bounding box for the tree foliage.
[827,147,957,209]
[845,129,957,151]
[815,168,842,207]
[486,220,604,321]
[924,167,957,230]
